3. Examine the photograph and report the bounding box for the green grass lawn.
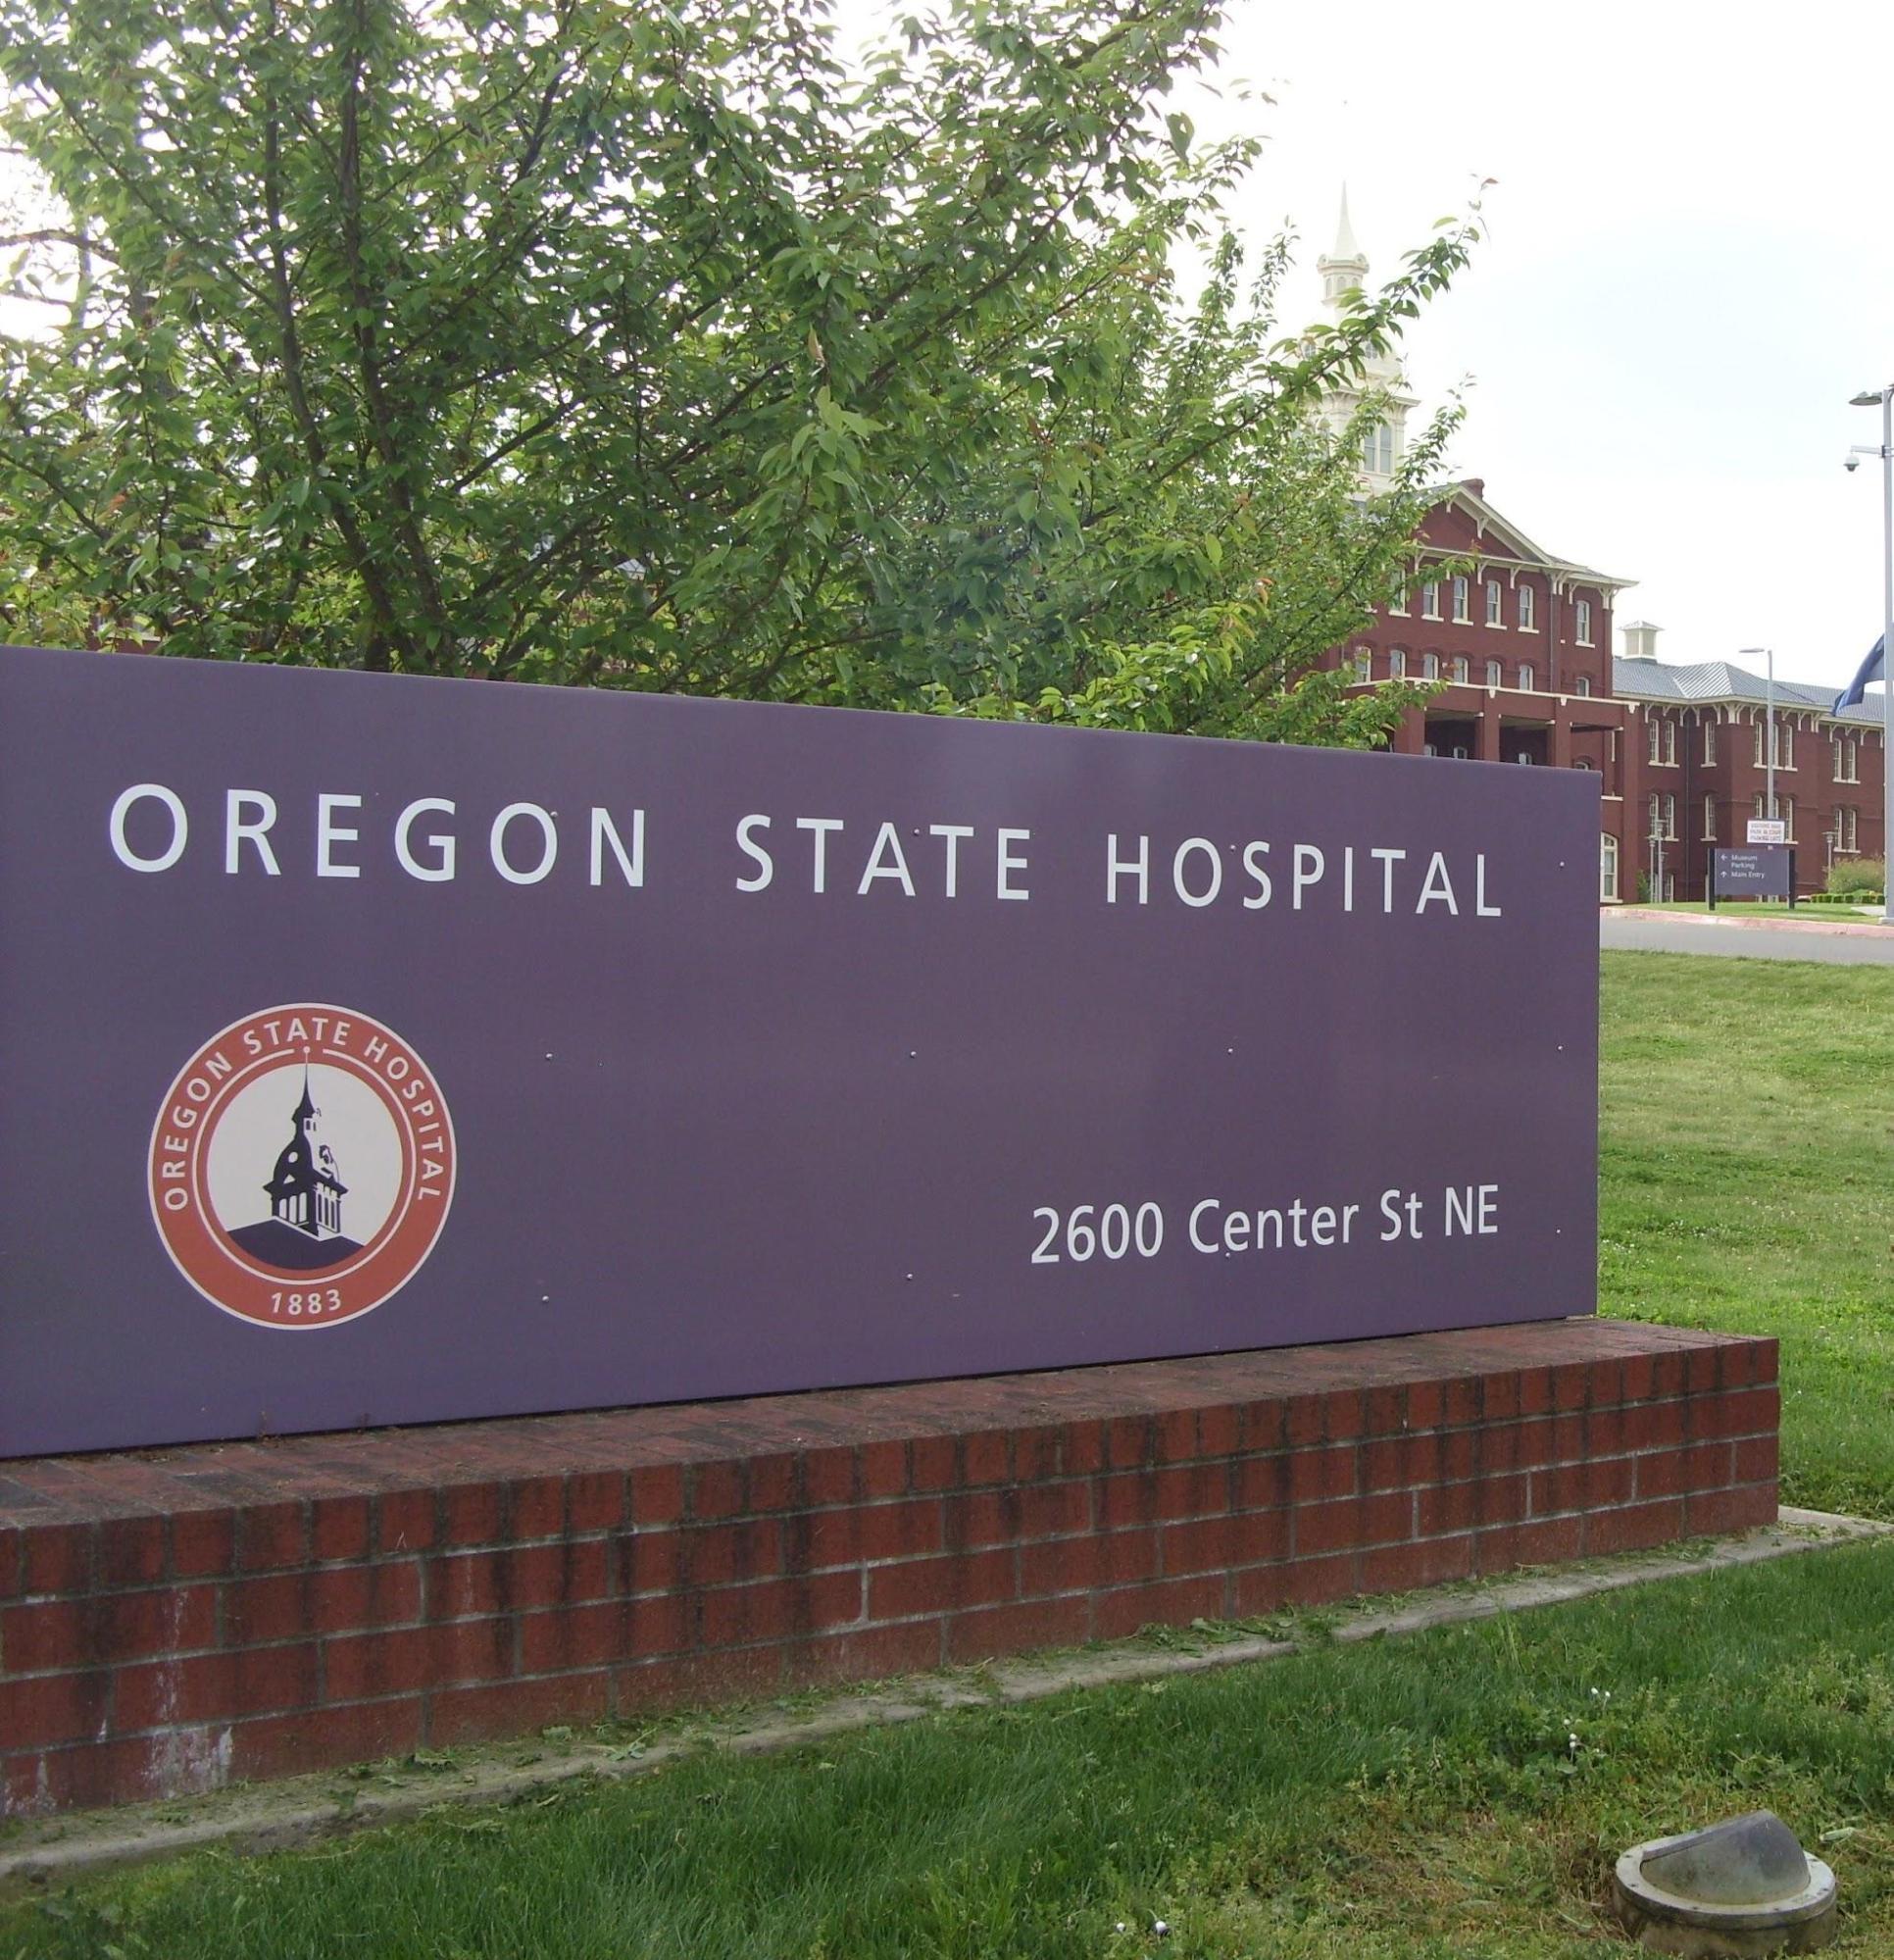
[6,950,1894,1959]
[1600,952,1894,1520]
[10,1548,1894,1959]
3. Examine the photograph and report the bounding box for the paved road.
[1601,913,1894,964]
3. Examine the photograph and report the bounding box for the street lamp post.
[1849,384,1893,926]
[1739,647,1775,899]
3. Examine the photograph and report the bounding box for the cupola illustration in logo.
[148,1005,455,1328]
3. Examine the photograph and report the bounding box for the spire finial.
[1333,184,1361,264]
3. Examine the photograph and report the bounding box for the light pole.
[1848,384,1893,926]
[1742,646,1776,821]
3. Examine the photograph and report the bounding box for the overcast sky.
[839,0,1894,687]
[1188,0,1894,687]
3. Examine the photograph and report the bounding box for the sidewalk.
[1608,906,1894,938]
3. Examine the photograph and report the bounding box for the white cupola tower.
[1314,189,1419,492]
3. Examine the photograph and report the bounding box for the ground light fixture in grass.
[1615,1810,1838,1953]
[7,1542,1894,1959]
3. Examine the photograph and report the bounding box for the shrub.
[1827,857,1886,898]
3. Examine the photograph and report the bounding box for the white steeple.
[1317,187,1369,308]
[1312,189,1418,493]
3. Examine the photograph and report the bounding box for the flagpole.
[1849,384,1894,925]
[1882,386,1892,928]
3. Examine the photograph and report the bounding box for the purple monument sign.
[0,646,1598,1456]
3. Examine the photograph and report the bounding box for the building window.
[1451,655,1470,683]
[1420,580,1441,620]
[1647,718,1676,767]
[1484,580,1503,627]
[1518,664,1534,691]
[1752,722,1795,770]
[1362,423,1395,475]
[1419,651,1439,680]
[1451,744,1469,759]
[1422,741,1438,757]
[1835,736,1859,782]
[1485,659,1503,688]
[1704,722,1717,765]
[1388,648,1406,679]
[1388,584,1410,616]
[1839,805,1859,852]
[1451,576,1470,623]
[1649,793,1676,840]
[1703,795,1717,839]
[1575,598,1594,645]
[1575,758,1597,771]
[1756,791,1795,839]
[1600,831,1619,901]
[1516,752,1534,765]
[1573,675,1591,696]
[1519,585,1536,631]
[1351,648,1371,682]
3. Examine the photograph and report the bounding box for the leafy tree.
[0,0,1471,744]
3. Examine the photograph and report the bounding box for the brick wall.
[0,1319,1778,1816]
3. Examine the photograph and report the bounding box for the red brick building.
[1314,202,1883,902]
[1331,492,1886,901]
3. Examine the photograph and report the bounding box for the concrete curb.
[2,1506,1884,1895]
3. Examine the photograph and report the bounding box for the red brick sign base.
[1,1319,1777,1817]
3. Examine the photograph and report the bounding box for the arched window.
[1485,660,1503,688]
[1419,651,1439,680]
[1519,664,1534,691]
[1451,656,1470,683]
[1388,648,1406,679]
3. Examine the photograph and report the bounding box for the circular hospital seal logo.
[148,1004,456,1330]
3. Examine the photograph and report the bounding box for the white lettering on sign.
[102,787,1516,924]
[224,790,281,876]
[109,782,188,872]
[396,798,457,881]
[1028,1183,1505,1266]
[107,785,650,891]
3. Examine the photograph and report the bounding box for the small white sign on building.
[1747,819,1788,845]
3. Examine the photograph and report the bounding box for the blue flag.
[1834,633,1887,713]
